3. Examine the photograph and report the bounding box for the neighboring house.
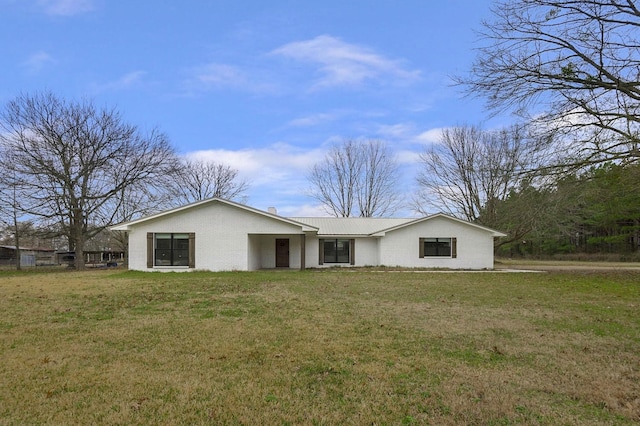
[111,197,506,272]
[0,246,56,266]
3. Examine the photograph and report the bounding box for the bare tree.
[104,184,175,267]
[106,160,248,262]
[0,92,177,270]
[414,125,533,224]
[0,150,32,270]
[358,140,402,217]
[459,0,640,168]
[308,139,401,217]
[167,159,249,206]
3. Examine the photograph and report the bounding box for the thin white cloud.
[271,35,420,89]
[22,51,55,73]
[184,142,324,186]
[38,0,94,16]
[286,109,385,130]
[416,128,444,144]
[90,70,147,93]
[376,123,416,140]
[285,203,329,217]
[182,137,426,217]
[397,149,422,165]
[183,143,328,215]
[182,63,275,95]
[287,112,338,128]
[193,64,246,88]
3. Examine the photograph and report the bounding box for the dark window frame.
[419,237,457,258]
[147,232,195,268]
[319,238,355,265]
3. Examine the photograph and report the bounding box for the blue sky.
[0,0,512,217]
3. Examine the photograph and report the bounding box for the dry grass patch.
[0,269,638,425]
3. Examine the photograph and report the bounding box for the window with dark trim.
[147,232,195,267]
[419,237,457,258]
[320,239,352,264]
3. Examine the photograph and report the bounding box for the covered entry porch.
[247,233,307,270]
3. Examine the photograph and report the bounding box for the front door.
[275,239,289,268]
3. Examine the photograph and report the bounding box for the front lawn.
[0,269,638,424]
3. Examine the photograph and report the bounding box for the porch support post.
[300,234,306,271]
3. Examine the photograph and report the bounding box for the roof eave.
[317,234,371,238]
[372,213,508,236]
[109,197,319,233]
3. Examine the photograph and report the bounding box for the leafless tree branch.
[458,0,640,168]
[308,139,402,217]
[0,92,177,270]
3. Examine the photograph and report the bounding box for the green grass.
[0,268,639,425]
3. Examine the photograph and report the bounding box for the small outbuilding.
[111,197,506,272]
[0,246,56,267]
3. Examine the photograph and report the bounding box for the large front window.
[155,233,190,266]
[323,239,351,263]
[420,237,455,257]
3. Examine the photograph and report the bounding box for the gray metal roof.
[288,217,414,236]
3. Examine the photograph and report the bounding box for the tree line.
[492,163,640,258]
[458,0,640,257]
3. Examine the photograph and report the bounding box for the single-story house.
[110,197,506,272]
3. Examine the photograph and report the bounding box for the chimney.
[268,207,277,215]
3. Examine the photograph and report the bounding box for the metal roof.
[0,245,55,252]
[110,197,506,238]
[288,217,414,236]
[290,214,507,237]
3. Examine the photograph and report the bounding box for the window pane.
[324,239,350,263]
[324,240,337,263]
[172,249,189,266]
[156,233,172,250]
[155,249,172,265]
[336,239,350,263]
[154,233,191,266]
[174,237,189,250]
[437,239,451,256]
[423,238,451,257]
[424,241,438,256]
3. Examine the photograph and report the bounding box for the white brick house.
[111,197,506,272]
